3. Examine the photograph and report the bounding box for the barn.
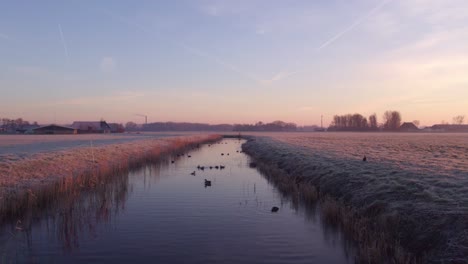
[33,125,77,134]
[399,122,420,132]
[71,121,112,134]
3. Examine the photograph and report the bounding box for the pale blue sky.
[1,0,467,126]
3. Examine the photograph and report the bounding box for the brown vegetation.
[0,134,221,223]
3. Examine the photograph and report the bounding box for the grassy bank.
[0,134,221,224]
[242,136,467,263]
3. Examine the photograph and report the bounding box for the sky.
[1,0,467,126]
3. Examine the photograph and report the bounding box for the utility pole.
[135,114,148,125]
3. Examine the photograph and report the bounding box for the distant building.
[108,123,125,133]
[71,121,111,134]
[33,125,77,134]
[429,124,468,132]
[16,124,40,134]
[399,122,419,132]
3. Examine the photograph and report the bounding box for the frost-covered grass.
[0,134,221,223]
[242,132,468,263]
[0,132,205,157]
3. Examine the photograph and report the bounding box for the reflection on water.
[0,139,353,263]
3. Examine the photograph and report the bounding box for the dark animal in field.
[209,166,213,169]
[215,166,219,169]
[220,165,225,170]
[190,171,196,176]
[171,160,175,164]
[188,155,191,158]
[363,156,367,162]
[271,206,279,213]
[204,179,211,187]
[197,165,201,169]
[221,153,224,156]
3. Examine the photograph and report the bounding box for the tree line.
[328,111,402,131]
[1,118,38,133]
[233,121,297,132]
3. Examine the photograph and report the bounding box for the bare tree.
[383,110,402,131]
[453,115,465,125]
[369,114,378,130]
[125,121,138,131]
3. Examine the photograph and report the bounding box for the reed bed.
[0,134,221,224]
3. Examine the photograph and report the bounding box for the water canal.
[0,138,353,263]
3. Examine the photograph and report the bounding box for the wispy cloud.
[263,0,392,84]
[100,57,116,73]
[259,71,297,85]
[316,0,392,51]
[55,91,144,106]
[298,106,316,112]
[58,24,69,61]
[0,33,11,40]
[102,9,261,83]
[12,66,54,76]
[202,5,221,17]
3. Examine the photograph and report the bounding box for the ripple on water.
[1,139,353,264]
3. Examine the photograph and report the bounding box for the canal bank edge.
[241,136,426,264]
[0,134,222,222]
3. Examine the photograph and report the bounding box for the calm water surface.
[1,139,353,263]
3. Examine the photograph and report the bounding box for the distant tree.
[125,121,138,131]
[383,110,402,131]
[369,114,378,130]
[413,120,420,127]
[453,115,465,125]
[329,113,370,131]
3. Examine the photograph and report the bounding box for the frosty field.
[0,132,203,159]
[242,132,468,263]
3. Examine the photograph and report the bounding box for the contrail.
[101,9,262,83]
[316,0,392,51]
[58,23,69,61]
[266,0,392,83]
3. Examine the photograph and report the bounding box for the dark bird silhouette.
[363,156,367,162]
[204,179,211,187]
[171,160,175,164]
[220,165,225,170]
[271,206,279,213]
[188,155,191,158]
[209,166,213,169]
[190,171,196,176]
[221,153,224,156]
[215,166,219,169]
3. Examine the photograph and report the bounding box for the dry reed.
[0,134,221,224]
